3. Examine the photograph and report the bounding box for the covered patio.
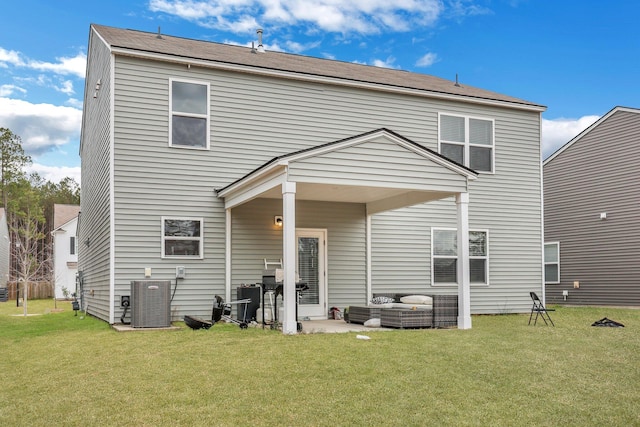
[216,129,478,334]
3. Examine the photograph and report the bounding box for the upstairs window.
[432,228,489,285]
[439,113,494,172]
[170,79,209,149]
[162,217,203,259]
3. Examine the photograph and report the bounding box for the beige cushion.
[400,295,433,305]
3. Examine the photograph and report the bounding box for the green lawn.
[1,299,638,426]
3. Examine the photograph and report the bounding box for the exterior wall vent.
[131,280,171,327]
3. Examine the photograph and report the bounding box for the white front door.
[296,229,327,319]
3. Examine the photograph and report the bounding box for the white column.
[456,192,472,329]
[225,208,232,302]
[282,181,297,334]
[366,214,372,303]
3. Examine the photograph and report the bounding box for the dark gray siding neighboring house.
[79,24,546,331]
[543,106,640,306]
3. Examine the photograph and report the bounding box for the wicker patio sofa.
[348,293,458,328]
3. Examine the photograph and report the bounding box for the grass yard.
[1,299,639,426]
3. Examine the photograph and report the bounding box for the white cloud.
[416,52,438,67]
[55,80,75,95]
[149,0,444,35]
[26,163,81,184]
[285,39,321,53]
[372,56,399,69]
[541,115,600,158]
[0,46,86,78]
[26,53,87,78]
[66,98,84,109]
[0,97,82,156]
[0,47,25,66]
[0,84,27,97]
[446,0,493,22]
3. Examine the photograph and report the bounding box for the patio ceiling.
[253,182,454,210]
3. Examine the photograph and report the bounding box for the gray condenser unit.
[131,280,171,328]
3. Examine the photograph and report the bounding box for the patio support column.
[456,192,472,329]
[366,214,372,302]
[225,208,232,302]
[282,181,297,334]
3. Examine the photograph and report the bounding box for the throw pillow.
[370,296,394,304]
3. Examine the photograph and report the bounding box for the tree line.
[1,127,80,299]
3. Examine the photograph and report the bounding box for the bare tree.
[8,177,49,315]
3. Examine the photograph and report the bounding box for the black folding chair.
[528,291,555,326]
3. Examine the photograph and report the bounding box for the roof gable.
[53,204,80,230]
[544,106,640,165]
[217,128,476,211]
[287,127,475,176]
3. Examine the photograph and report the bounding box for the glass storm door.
[296,229,326,319]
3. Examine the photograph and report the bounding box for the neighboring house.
[0,208,9,287]
[543,106,640,306]
[79,24,546,332]
[51,204,80,299]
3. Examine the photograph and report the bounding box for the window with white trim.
[162,217,203,259]
[170,79,209,149]
[544,242,560,283]
[432,228,489,285]
[70,236,76,255]
[439,113,494,172]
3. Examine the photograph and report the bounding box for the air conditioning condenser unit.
[131,280,171,328]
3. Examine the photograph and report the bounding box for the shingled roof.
[91,24,545,111]
[53,204,80,230]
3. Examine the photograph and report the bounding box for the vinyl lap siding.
[112,61,226,321]
[289,136,467,193]
[373,106,543,314]
[108,54,542,318]
[78,31,113,322]
[544,110,640,306]
[231,199,366,310]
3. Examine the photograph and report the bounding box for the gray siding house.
[79,24,546,332]
[543,106,640,306]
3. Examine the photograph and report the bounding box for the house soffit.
[216,128,477,210]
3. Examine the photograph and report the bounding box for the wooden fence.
[3,281,53,301]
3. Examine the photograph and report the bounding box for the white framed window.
[161,217,203,259]
[431,228,489,285]
[438,113,495,173]
[169,79,209,149]
[544,242,560,284]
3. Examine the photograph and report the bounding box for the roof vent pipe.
[156,26,163,39]
[257,28,264,53]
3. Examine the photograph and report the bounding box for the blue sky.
[1,0,638,183]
